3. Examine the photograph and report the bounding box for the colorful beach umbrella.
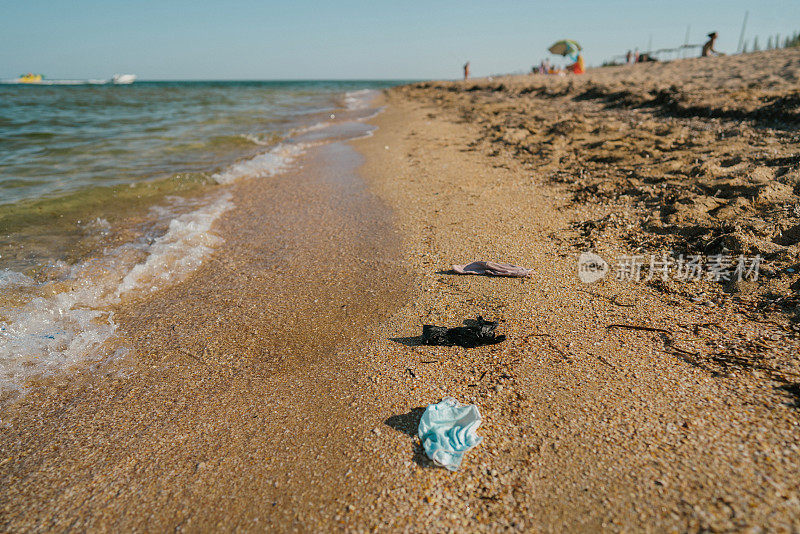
[548,40,582,57]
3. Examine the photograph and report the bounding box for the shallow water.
[0,81,399,205]
[0,80,408,393]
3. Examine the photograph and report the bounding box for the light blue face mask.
[418,397,483,471]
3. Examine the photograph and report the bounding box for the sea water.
[0,80,407,393]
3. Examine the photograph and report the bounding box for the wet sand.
[3,50,800,532]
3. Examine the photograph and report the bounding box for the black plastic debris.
[421,316,506,348]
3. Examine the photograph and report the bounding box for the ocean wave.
[344,89,376,110]
[355,107,384,122]
[0,193,233,394]
[294,122,331,134]
[212,143,306,184]
[115,195,232,295]
[205,134,274,148]
[237,133,275,146]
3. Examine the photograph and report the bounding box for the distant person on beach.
[463,61,470,80]
[702,32,721,57]
[634,48,640,63]
[626,50,633,64]
[567,54,585,74]
[540,59,551,74]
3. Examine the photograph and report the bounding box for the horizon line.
[0,77,428,83]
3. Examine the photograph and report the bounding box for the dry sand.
[2,50,800,532]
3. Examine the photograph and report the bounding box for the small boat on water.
[3,73,137,85]
[17,73,43,83]
[112,74,137,84]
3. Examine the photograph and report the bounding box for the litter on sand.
[421,316,506,348]
[452,261,531,278]
[418,397,483,471]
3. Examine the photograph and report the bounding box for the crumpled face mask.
[418,397,483,471]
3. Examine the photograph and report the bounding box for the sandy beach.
[3,49,800,531]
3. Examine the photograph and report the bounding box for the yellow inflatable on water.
[18,73,43,83]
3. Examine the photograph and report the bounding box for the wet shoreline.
[0,90,390,393]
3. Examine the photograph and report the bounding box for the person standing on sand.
[626,50,633,64]
[463,61,470,80]
[702,32,721,57]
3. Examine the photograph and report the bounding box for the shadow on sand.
[384,407,433,467]
[389,336,425,347]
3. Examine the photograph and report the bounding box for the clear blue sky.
[1,0,798,80]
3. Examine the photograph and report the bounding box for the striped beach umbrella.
[548,39,582,57]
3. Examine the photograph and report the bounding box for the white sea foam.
[238,133,273,146]
[344,89,376,110]
[0,289,118,390]
[295,122,331,134]
[0,270,35,288]
[352,128,376,140]
[0,193,233,393]
[212,143,306,184]
[115,195,232,295]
